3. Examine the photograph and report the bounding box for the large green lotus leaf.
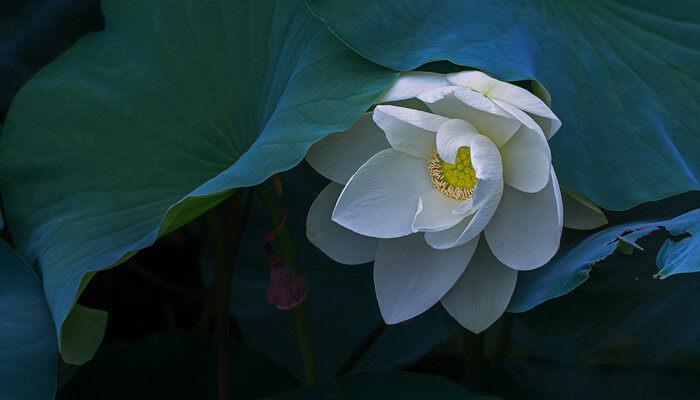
[0,0,397,358]
[308,0,700,210]
[0,240,57,400]
[263,371,498,400]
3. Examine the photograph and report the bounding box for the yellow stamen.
[428,147,477,200]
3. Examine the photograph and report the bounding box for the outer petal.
[484,169,562,270]
[500,124,551,193]
[440,238,517,333]
[492,99,546,141]
[378,71,450,103]
[447,71,561,138]
[307,182,379,265]
[435,119,479,163]
[418,86,520,146]
[306,113,389,184]
[493,98,552,161]
[373,105,449,159]
[562,187,608,230]
[425,176,503,249]
[412,189,465,232]
[333,148,433,238]
[374,233,479,324]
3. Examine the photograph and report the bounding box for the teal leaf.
[0,0,397,360]
[57,332,299,399]
[507,205,700,363]
[508,206,700,313]
[263,371,498,400]
[655,215,700,278]
[0,240,57,400]
[230,163,460,380]
[511,266,700,365]
[307,0,700,210]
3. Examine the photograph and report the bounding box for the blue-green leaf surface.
[308,0,700,210]
[506,205,700,363]
[511,254,700,364]
[509,207,700,313]
[0,0,396,359]
[0,240,57,400]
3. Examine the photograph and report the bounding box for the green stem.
[335,320,387,377]
[257,182,318,385]
[204,189,255,400]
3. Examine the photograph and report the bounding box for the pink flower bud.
[266,261,309,310]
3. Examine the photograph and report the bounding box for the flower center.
[428,147,477,200]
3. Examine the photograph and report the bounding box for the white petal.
[446,71,499,94]
[412,189,465,232]
[306,113,389,184]
[384,98,432,113]
[374,105,449,132]
[379,71,450,103]
[562,187,608,230]
[484,170,562,270]
[455,198,475,216]
[374,234,479,324]
[373,105,449,159]
[441,238,517,333]
[500,125,551,193]
[307,183,379,265]
[552,168,564,232]
[469,134,502,181]
[425,176,503,249]
[495,102,551,160]
[418,86,520,146]
[530,114,561,140]
[333,149,433,239]
[492,99,551,162]
[448,71,561,138]
[501,148,549,194]
[435,119,479,163]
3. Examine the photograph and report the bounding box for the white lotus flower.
[305,71,601,332]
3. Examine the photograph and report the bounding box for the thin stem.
[335,321,387,377]
[205,188,255,400]
[257,181,318,385]
[493,313,513,363]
